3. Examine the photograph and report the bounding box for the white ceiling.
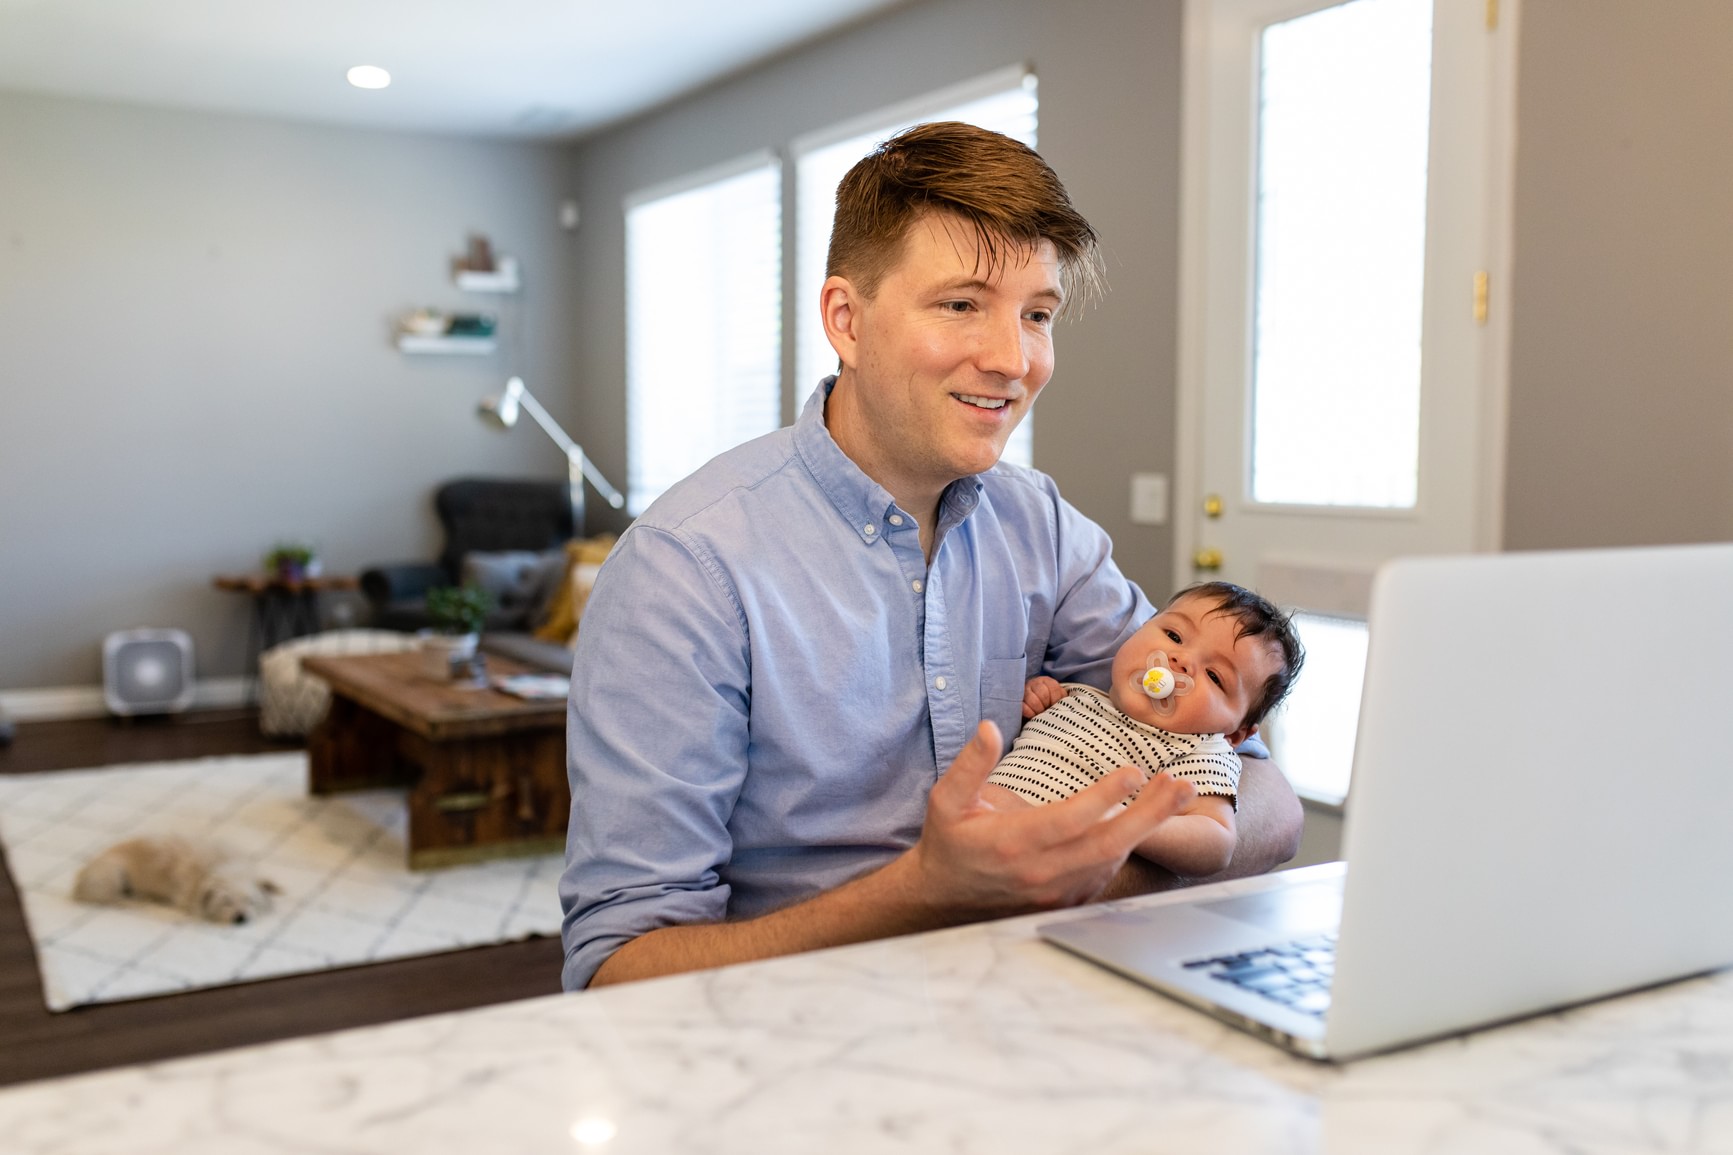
[0,0,910,140]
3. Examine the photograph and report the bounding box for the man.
[560,123,1302,990]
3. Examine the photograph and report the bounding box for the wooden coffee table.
[302,650,569,869]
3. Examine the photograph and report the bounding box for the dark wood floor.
[0,709,565,1089]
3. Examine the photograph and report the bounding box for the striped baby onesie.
[986,684,1240,807]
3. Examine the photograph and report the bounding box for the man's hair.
[1169,581,1305,731]
[827,121,1104,309]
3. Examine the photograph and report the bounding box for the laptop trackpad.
[1195,880,1344,937]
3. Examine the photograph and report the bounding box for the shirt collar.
[793,377,985,547]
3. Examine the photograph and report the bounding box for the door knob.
[1193,548,1223,572]
[1203,493,1224,519]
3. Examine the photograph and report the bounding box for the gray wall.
[562,0,1185,600]
[0,93,581,688]
[563,0,1733,572]
[6,0,1729,696]
[1504,0,1733,549]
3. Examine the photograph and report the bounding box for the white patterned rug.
[0,752,563,1011]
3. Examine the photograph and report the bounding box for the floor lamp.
[477,377,625,535]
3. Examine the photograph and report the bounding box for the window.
[1250,0,1434,508]
[1261,611,1368,807]
[625,154,782,515]
[793,68,1040,467]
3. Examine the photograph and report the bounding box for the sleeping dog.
[73,836,280,924]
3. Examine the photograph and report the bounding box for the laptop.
[1039,543,1733,1061]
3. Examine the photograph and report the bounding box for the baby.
[984,581,1303,878]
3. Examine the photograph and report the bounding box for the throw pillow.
[533,535,618,645]
[524,548,577,629]
[460,549,566,629]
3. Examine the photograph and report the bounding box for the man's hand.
[903,720,1196,916]
[1022,675,1066,718]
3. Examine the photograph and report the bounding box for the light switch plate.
[1130,472,1168,525]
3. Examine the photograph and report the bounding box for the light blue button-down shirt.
[559,380,1153,989]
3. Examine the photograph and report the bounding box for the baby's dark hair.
[1169,581,1305,730]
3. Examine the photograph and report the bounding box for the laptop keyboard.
[1184,932,1337,1017]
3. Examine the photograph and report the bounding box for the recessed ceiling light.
[347,65,390,90]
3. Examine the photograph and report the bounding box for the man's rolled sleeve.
[559,525,751,989]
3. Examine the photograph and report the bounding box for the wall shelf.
[396,334,497,355]
[454,256,519,294]
[394,249,515,355]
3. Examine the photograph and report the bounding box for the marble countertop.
[4,865,1732,1154]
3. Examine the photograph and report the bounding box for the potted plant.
[424,583,494,677]
[262,542,321,582]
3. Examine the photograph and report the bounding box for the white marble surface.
[4,866,1733,1154]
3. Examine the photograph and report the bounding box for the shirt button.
[911,580,923,593]
[934,676,947,690]
[863,524,876,536]
[888,514,903,526]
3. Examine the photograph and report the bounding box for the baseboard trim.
[0,677,250,722]
[192,677,250,711]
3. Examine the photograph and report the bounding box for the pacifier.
[1139,650,1194,717]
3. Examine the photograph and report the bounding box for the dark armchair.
[361,478,574,632]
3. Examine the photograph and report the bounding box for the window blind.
[625,155,782,515]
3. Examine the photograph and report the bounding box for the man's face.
[1108,595,1283,744]
[825,213,1062,501]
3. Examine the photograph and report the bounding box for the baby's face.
[1109,595,1282,742]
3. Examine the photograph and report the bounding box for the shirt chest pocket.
[979,656,1028,756]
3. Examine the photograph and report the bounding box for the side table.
[213,573,361,686]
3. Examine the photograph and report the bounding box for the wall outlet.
[1130,472,1169,525]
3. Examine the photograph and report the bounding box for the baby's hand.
[1022,676,1066,719]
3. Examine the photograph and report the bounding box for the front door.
[1174,0,1518,803]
